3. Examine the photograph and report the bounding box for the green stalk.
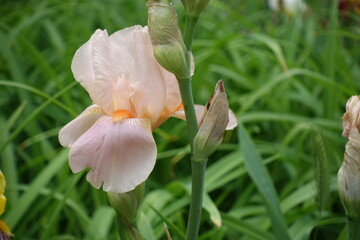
[183,15,199,51]
[178,78,207,240]
[186,160,207,240]
[180,12,207,240]
[348,217,360,240]
[178,78,199,144]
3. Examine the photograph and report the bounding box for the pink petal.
[112,74,133,112]
[68,116,157,193]
[71,30,114,114]
[58,105,105,147]
[226,109,238,130]
[160,68,182,114]
[109,26,138,78]
[110,26,167,124]
[171,104,205,123]
[171,104,237,130]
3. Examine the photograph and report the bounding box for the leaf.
[85,206,115,240]
[222,214,276,240]
[203,193,222,227]
[238,123,290,240]
[251,33,288,72]
[4,149,68,228]
[149,204,186,239]
[138,212,157,240]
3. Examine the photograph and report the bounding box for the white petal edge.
[171,104,238,130]
[58,105,105,147]
[68,116,157,193]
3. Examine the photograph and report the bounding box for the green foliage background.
[0,0,359,239]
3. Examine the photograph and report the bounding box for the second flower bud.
[147,0,191,80]
[193,80,230,160]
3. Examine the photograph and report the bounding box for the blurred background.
[0,0,360,239]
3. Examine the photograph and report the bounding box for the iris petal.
[59,105,105,147]
[109,26,167,123]
[68,116,157,193]
[71,30,115,114]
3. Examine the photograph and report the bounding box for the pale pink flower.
[59,25,237,193]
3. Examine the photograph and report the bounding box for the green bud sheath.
[107,184,144,224]
[147,0,191,80]
[193,80,229,160]
[107,184,145,240]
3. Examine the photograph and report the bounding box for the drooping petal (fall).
[171,104,205,124]
[68,116,157,193]
[71,30,115,114]
[226,109,238,130]
[171,104,237,130]
[59,105,105,148]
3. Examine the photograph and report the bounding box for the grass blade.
[238,123,290,240]
[4,149,68,228]
[85,206,115,240]
[222,214,276,240]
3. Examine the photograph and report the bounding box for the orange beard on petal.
[112,110,134,122]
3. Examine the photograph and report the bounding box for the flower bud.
[193,80,229,160]
[107,184,145,240]
[338,96,360,218]
[338,128,360,218]
[147,0,191,80]
[268,0,308,17]
[0,171,12,239]
[107,183,145,225]
[181,0,210,17]
[342,96,360,138]
[0,172,6,216]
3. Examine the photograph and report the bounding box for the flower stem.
[348,217,360,240]
[178,78,199,144]
[178,78,207,240]
[186,159,207,240]
[179,13,207,240]
[183,15,199,51]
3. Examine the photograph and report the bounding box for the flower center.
[112,110,134,122]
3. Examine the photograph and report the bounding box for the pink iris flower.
[59,25,237,193]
